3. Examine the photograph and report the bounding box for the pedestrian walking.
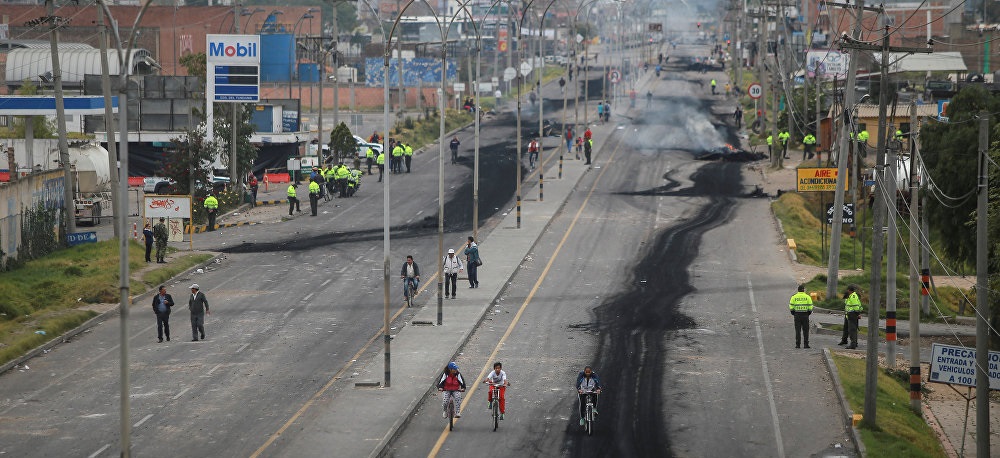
[710,78,717,95]
[287,183,300,215]
[153,217,168,263]
[843,285,863,349]
[596,103,604,123]
[789,285,814,348]
[442,248,464,299]
[575,137,583,160]
[803,132,817,160]
[733,106,743,128]
[188,284,210,341]
[779,130,790,159]
[151,285,174,342]
[143,223,154,263]
[565,127,574,153]
[204,193,219,231]
[646,90,653,108]
[249,175,259,207]
[450,136,461,164]
[464,236,481,288]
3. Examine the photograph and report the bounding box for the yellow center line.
[427,133,624,458]
[251,263,449,457]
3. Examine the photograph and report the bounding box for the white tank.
[65,143,111,194]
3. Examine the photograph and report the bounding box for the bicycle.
[402,278,417,308]
[488,383,503,431]
[581,391,598,436]
[441,389,464,431]
[323,181,332,202]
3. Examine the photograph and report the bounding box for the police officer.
[766,133,773,157]
[392,142,405,174]
[153,217,169,263]
[856,129,870,157]
[843,285,863,349]
[710,78,717,95]
[789,284,813,348]
[203,193,219,231]
[778,130,790,159]
[287,183,299,216]
[366,146,376,175]
[376,150,386,182]
[403,142,414,173]
[802,132,817,160]
[308,178,320,216]
[336,163,351,197]
[584,137,593,165]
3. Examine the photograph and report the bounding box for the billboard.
[806,50,849,80]
[796,167,849,192]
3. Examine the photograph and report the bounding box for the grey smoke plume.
[627,95,726,152]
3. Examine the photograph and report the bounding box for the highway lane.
[385,46,854,457]
[0,72,583,456]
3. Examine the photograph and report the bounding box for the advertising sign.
[929,343,1000,390]
[825,203,855,225]
[67,231,97,246]
[806,50,849,80]
[498,26,508,52]
[937,99,950,123]
[796,167,849,192]
[206,34,261,103]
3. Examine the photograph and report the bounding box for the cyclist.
[576,365,602,426]
[527,137,540,169]
[399,255,420,302]
[437,361,466,418]
[482,362,510,420]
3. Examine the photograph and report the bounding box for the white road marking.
[282,309,294,320]
[321,279,332,287]
[354,255,364,262]
[133,413,154,428]
[235,343,251,353]
[747,275,785,458]
[302,293,314,302]
[416,210,424,216]
[337,266,348,273]
[88,444,110,458]
[172,387,190,400]
[206,363,223,375]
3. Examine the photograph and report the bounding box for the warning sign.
[796,167,849,192]
[928,343,1000,390]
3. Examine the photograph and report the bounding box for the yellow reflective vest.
[789,292,814,312]
[203,195,218,209]
[287,185,297,198]
[376,152,385,165]
[845,292,863,313]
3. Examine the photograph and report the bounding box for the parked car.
[143,174,230,195]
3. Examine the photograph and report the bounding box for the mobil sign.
[206,34,260,102]
[207,35,259,63]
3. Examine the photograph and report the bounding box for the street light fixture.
[242,7,266,33]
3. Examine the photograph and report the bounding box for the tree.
[328,122,357,163]
[161,124,220,195]
[6,80,56,139]
[921,84,1000,348]
[179,52,207,82]
[214,104,259,178]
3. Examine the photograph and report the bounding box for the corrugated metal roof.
[4,48,152,86]
[0,40,94,52]
[873,51,968,73]
[854,103,939,119]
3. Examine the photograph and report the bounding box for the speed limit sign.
[748,82,763,99]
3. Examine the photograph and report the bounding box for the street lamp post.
[294,11,317,103]
[96,2,155,455]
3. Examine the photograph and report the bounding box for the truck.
[67,143,112,226]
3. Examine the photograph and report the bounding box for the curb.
[0,253,224,377]
[822,348,866,457]
[190,221,265,234]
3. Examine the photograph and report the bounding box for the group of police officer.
[789,284,864,349]
[284,163,365,216]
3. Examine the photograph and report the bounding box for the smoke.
[626,95,727,152]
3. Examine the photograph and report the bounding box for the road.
[0,41,855,458]
[386,45,854,458]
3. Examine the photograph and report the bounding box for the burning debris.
[694,143,768,162]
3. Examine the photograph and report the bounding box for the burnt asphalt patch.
[563,161,745,457]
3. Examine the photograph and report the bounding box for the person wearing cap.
[442,248,465,299]
[287,183,300,216]
[463,236,481,288]
[188,284,210,341]
[789,284,814,349]
[843,285,863,349]
[153,217,169,263]
[203,193,219,232]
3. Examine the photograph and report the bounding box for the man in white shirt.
[442,248,464,299]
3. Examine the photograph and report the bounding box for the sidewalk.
[264,77,629,458]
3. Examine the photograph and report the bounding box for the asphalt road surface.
[0,43,853,458]
[386,47,853,457]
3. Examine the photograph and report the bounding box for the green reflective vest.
[845,292,863,313]
[308,181,320,194]
[287,185,297,198]
[766,135,773,145]
[789,292,813,312]
[803,134,816,145]
[392,146,404,157]
[366,148,375,158]
[376,153,385,165]
[404,145,414,156]
[204,195,218,209]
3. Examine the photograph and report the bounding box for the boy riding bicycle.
[576,365,602,426]
[482,362,510,420]
[437,362,466,418]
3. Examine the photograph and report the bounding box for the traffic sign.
[608,70,621,83]
[520,61,533,76]
[825,203,855,225]
[929,343,1000,390]
[503,67,517,82]
[747,82,763,99]
[575,34,584,44]
[67,231,97,246]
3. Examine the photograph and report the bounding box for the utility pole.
[45,0,75,235]
[907,101,921,414]
[97,7,120,238]
[886,129,899,368]
[975,109,991,458]
[232,4,241,191]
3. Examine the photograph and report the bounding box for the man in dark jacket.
[151,285,174,342]
[188,283,210,341]
[399,255,420,303]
